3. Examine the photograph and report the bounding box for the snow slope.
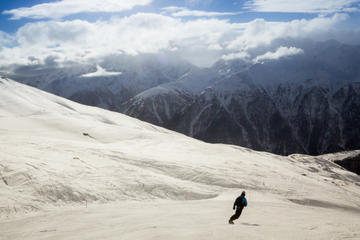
[0,77,360,239]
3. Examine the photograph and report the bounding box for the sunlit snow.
[0,77,359,240]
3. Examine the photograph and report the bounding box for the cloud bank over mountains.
[253,46,304,63]
[0,0,359,68]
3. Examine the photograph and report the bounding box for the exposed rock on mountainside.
[334,154,360,175]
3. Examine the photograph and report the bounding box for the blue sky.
[0,0,359,67]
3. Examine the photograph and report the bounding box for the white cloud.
[0,12,351,67]
[208,44,223,50]
[0,13,237,66]
[16,20,93,46]
[244,0,359,13]
[221,51,250,61]
[3,0,152,20]
[163,6,241,17]
[227,14,349,51]
[343,7,360,12]
[253,46,304,63]
[0,31,14,47]
[81,65,122,78]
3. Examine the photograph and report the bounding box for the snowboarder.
[229,191,247,224]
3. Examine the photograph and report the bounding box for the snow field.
[0,78,360,239]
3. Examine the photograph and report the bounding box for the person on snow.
[229,191,247,224]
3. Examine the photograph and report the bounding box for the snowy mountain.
[163,73,303,154]
[119,67,220,125]
[121,40,360,156]
[3,40,360,156]
[163,76,360,155]
[1,77,360,239]
[3,54,195,111]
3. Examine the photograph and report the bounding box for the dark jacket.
[233,195,248,210]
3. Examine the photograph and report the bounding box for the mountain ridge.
[3,39,360,156]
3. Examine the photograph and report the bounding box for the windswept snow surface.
[0,77,360,239]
